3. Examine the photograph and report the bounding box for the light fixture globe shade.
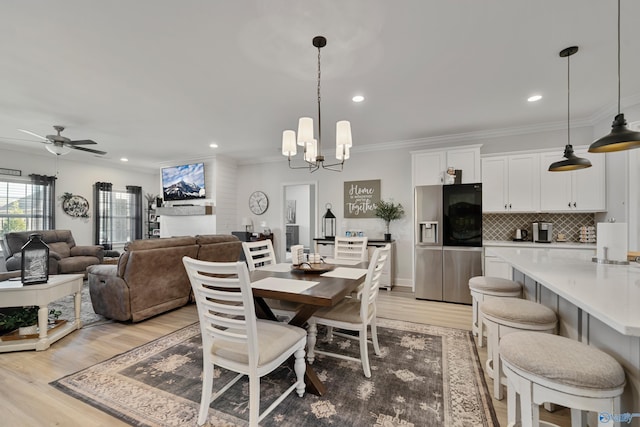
[336,144,350,160]
[588,114,640,153]
[304,139,317,162]
[548,145,592,172]
[336,120,352,148]
[45,143,71,156]
[282,130,297,156]
[297,117,314,146]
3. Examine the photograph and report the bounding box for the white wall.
[1,148,159,246]
[237,147,415,286]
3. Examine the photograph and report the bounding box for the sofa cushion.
[48,242,71,258]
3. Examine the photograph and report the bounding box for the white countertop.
[484,240,596,250]
[486,246,640,336]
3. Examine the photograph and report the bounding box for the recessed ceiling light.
[352,95,364,103]
[209,143,218,148]
[527,95,542,102]
[120,157,129,162]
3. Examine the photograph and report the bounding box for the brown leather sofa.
[3,230,104,276]
[86,234,241,322]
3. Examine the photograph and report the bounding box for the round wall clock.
[249,191,269,215]
[62,194,90,218]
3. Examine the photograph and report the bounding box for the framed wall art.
[343,179,381,218]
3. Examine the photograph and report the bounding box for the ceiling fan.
[17,125,107,156]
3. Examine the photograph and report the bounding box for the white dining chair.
[306,244,390,378]
[182,256,306,427]
[241,240,300,320]
[333,236,369,261]
[242,239,277,270]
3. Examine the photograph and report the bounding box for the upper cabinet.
[412,145,481,186]
[539,149,606,212]
[481,153,540,213]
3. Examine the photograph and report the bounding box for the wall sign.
[344,179,381,218]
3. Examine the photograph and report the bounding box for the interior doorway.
[281,181,317,262]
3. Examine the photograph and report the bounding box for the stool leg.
[489,325,503,400]
[478,305,485,348]
[570,408,587,427]
[471,295,478,337]
[506,375,518,426]
[519,380,536,427]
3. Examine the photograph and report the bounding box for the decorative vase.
[18,324,38,335]
[384,233,392,241]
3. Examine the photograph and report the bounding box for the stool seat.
[500,332,625,391]
[482,298,557,327]
[468,276,521,348]
[469,276,521,294]
[500,331,625,427]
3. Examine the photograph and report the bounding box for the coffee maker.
[532,222,553,243]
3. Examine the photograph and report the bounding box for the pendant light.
[549,46,592,172]
[588,0,640,153]
[282,36,353,172]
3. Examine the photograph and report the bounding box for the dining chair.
[333,236,369,261]
[306,243,390,378]
[241,240,300,319]
[182,256,306,427]
[242,239,277,270]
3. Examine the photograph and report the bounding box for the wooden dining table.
[249,262,368,396]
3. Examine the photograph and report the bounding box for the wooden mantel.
[155,205,214,216]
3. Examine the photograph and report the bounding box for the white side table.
[0,274,84,352]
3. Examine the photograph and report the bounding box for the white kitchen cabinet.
[447,146,482,183]
[483,253,512,279]
[539,149,606,212]
[481,153,540,212]
[412,145,481,186]
[412,150,446,185]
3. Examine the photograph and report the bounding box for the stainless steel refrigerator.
[414,184,482,304]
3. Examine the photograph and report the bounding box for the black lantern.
[322,203,336,239]
[20,233,50,285]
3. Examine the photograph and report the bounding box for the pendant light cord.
[567,49,571,147]
[316,45,322,156]
[617,0,621,115]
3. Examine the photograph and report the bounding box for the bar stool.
[482,298,557,400]
[500,332,625,427]
[468,276,522,348]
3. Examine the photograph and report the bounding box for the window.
[0,175,56,242]
[94,183,142,248]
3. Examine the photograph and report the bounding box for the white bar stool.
[500,332,625,427]
[468,276,522,348]
[482,298,557,400]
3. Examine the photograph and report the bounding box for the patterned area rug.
[51,319,497,427]
[48,280,111,328]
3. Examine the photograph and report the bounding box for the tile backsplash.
[483,213,596,242]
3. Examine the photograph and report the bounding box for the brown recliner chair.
[3,230,104,276]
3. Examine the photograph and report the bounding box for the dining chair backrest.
[359,244,390,321]
[242,239,276,271]
[182,256,259,367]
[334,236,369,261]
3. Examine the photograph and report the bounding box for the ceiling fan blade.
[70,145,107,155]
[68,139,97,145]
[17,129,49,141]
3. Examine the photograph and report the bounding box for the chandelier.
[282,36,352,172]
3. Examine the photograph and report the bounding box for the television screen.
[161,162,206,201]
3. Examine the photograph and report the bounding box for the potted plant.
[0,306,39,335]
[374,200,405,241]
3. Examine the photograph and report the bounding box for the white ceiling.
[1,0,640,172]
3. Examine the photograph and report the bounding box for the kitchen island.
[487,246,640,423]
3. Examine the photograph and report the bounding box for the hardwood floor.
[0,288,571,426]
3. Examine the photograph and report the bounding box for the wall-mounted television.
[161,162,206,201]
